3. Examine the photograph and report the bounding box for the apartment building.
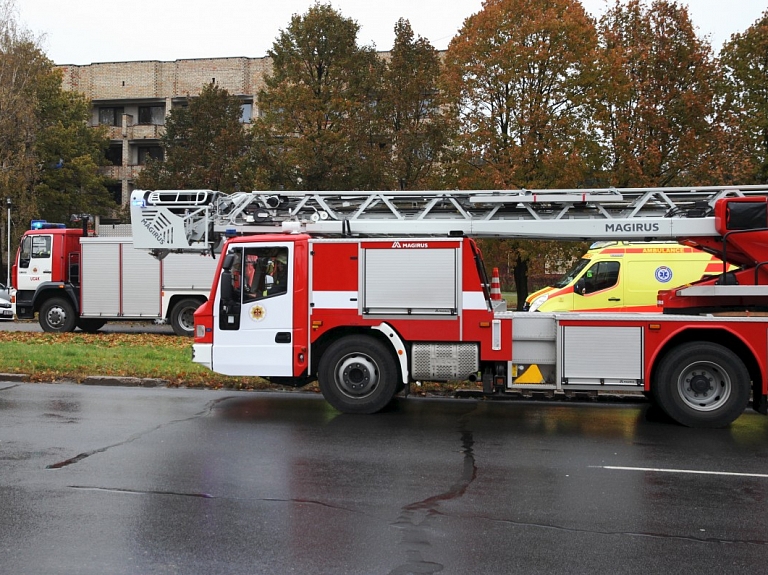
[57,57,273,205]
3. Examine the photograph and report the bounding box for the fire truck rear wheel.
[318,336,398,414]
[170,298,202,337]
[655,342,750,428]
[77,318,106,333]
[40,297,77,333]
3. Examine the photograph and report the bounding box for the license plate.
[1,310,12,317]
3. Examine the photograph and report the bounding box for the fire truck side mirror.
[220,270,235,302]
[221,253,235,272]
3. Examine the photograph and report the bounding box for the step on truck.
[12,223,216,336]
[130,185,768,427]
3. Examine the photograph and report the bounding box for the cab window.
[17,235,50,269]
[31,236,52,258]
[582,261,620,294]
[228,247,289,302]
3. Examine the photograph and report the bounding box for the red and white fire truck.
[12,224,216,336]
[130,185,768,427]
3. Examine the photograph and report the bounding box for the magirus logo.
[391,241,428,249]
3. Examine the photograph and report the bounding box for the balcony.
[100,124,164,141]
[101,165,145,181]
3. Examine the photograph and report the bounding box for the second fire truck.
[131,185,768,428]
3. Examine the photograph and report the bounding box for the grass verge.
[0,331,466,395]
[0,331,269,390]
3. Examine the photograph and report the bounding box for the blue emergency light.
[31,220,66,230]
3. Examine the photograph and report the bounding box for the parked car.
[0,283,14,321]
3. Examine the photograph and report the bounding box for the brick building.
[58,57,273,205]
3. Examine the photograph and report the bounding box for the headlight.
[528,294,549,312]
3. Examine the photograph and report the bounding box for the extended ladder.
[130,186,768,254]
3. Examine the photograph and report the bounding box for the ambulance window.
[582,261,620,293]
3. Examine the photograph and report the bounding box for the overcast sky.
[16,0,768,66]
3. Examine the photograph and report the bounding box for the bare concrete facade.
[58,57,273,205]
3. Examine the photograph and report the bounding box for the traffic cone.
[490,267,502,301]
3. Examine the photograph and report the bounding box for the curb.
[0,373,29,382]
[82,376,169,388]
[0,374,169,388]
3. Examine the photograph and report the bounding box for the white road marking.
[592,465,768,478]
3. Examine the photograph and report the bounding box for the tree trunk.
[513,255,529,311]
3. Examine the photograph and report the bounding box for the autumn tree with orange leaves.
[720,9,768,184]
[593,0,750,187]
[441,0,598,307]
[442,0,600,190]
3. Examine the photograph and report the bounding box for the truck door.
[15,234,53,292]
[573,260,623,311]
[212,243,295,377]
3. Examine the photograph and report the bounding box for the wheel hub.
[47,307,66,328]
[688,372,713,395]
[679,362,731,411]
[337,356,378,398]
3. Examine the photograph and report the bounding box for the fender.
[30,282,80,315]
[372,322,409,384]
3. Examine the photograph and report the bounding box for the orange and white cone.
[490,267,502,301]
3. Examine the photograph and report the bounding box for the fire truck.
[12,224,216,336]
[130,185,768,427]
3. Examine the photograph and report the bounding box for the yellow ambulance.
[524,242,726,312]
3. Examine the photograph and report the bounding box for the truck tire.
[170,298,202,337]
[654,342,750,428]
[318,335,399,414]
[40,297,77,333]
[77,318,107,333]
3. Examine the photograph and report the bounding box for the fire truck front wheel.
[655,342,750,428]
[39,297,77,333]
[318,336,398,414]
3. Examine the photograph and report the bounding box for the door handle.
[608,298,621,301]
[275,332,292,344]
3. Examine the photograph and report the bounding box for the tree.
[441,0,599,308]
[33,71,113,224]
[137,82,249,192]
[720,9,768,183]
[0,0,111,257]
[594,0,745,186]
[379,19,450,190]
[442,0,600,190]
[250,3,383,191]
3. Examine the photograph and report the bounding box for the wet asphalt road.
[1,383,767,575]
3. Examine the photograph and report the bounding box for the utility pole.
[6,197,11,288]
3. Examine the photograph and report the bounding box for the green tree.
[442,0,599,308]
[594,0,743,186]
[720,9,768,183]
[379,19,450,190]
[251,3,383,191]
[137,82,249,192]
[0,0,111,255]
[34,73,113,224]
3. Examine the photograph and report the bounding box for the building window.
[98,107,124,126]
[107,183,122,204]
[138,105,165,125]
[240,103,253,123]
[138,146,163,164]
[105,144,122,166]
